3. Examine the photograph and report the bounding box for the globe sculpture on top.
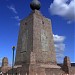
[30,0,41,10]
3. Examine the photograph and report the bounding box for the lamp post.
[12,46,15,75]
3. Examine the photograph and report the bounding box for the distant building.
[0,0,75,75]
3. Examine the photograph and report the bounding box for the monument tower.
[15,0,58,74]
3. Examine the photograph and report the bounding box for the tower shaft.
[15,10,56,65]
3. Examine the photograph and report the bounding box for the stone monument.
[2,57,8,67]
[15,0,60,75]
[1,57,11,74]
[14,0,65,75]
[63,56,72,74]
[15,0,56,66]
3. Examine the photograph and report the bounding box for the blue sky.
[0,0,75,65]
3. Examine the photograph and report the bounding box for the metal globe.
[30,0,41,10]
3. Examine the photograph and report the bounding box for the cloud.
[53,34,65,42]
[55,43,65,51]
[7,5,17,14]
[0,58,2,62]
[7,5,21,26]
[14,16,21,21]
[67,20,72,24]
[53,34,66,63]
[49,0,75,21]
[12,16,21,21]
[11,16,21,26]
[18,23,20,26]
[0,58,2,66]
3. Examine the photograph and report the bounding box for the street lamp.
[12,46,15,75]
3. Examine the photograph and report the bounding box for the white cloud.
[0,58,2,66]
[53,34,66,63]
[53,34,65,42]
[14,16,21,21]
[55,43,65,51]
[67,20,72,24]
[49,0,75,21]
[7,5,21,26]
[12,16,21,21]
[18,23,20,26]
[11,16,21,26]
[0,58,2,62]
[7,5,17,14]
